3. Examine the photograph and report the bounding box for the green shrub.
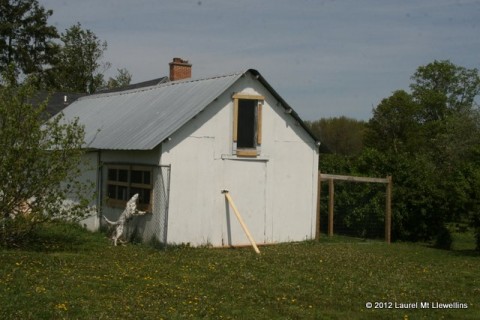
[434,225,453,250]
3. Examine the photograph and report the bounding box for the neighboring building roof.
[31,92,86,119]
[57,69,319,150]
[96,77,169,94]
[33,77,169,118]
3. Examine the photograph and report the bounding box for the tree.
[363,60,480,244]
[0,0,59,83]
[0,68,93,246]
[365,90,420,154]
[411,60,480,122]
[53,23,110,93]
[106,68,132,89]
[306,116,366,156]
[323,61,480,244]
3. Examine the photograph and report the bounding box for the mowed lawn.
[0,223,478,319]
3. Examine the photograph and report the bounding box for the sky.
[38,0,480,121]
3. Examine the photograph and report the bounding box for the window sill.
[236,149,258,157]
[221,154,269,162]
[106,199,151,212]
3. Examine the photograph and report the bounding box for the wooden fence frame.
[316,172,392,243]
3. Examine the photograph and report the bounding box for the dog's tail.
[103,215,118,226]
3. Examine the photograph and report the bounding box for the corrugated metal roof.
[59,72,244,150]
[57,69,319,151]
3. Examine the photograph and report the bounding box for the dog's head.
[129,193,139,203]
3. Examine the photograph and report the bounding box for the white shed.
[60,64,319,247]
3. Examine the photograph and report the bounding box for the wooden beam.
[328,178,334,237]
[233,98,238,142]
[320,171,393,244]
[232,93,265,100]
[257,102,262,145]
[236,149,257,157]
[223,191,261,254]
[385,176,392,244]
[315,171,321,240]
[320,173,389,184]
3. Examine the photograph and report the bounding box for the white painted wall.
[161,71,319,246]
[98,148,162,242]
[74,151,99,231]
[74,72,319,246]
[74,148,162,234]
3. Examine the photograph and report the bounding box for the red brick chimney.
[169,57,192,81]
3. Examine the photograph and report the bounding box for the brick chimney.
[169,57,192,81]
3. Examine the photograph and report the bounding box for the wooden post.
[328,178,334,237]
[315,172,321,240]
[223,191,261,254]
[320,173,392,242]
[385,176,392,244]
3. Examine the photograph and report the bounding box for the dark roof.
[31,92,87,119]
[96,77,169,94]
[35,77,170,118]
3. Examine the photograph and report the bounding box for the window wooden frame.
[106,165,153,211]
[232,94,264,157]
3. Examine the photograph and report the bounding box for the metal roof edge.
[144,71,246,150]
[245,69,320,145]
[76,71,246,102]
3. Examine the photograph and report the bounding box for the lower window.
[106,165,153,211]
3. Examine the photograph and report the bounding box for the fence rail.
[316,172,392,243]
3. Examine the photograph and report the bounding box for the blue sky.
[39,0,480,121]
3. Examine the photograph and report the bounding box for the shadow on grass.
[2,222,106,253]
[421,243,480,256]
[450,249,480,257]
[317,233,386,244]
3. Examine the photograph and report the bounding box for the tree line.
[0,0,111,246]
[0,0,131,93]
[307,60,480,250]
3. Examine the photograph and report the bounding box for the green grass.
[0,223,478,319]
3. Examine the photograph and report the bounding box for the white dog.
[103,194,147,246]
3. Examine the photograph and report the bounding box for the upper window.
[106,165,153,211]
[233,94,264,157]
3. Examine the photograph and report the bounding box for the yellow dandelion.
[55,303,68,311]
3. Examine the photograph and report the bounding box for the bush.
[434,225,453,250]
[0,68,92,247]
[472,214,480,251]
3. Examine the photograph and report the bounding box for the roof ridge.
[78,71,246,101]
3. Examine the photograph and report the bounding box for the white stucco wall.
[161,72,319,246]
[97,148,162,242]
[75,148,163,233]
[74,151,99,231]
[75,72,319,246]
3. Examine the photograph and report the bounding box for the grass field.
[0,223,478,319]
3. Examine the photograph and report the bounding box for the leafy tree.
[0,0,59,82]
[411,60,480,122]
[365,90,420,154]
[325,60,480,244]
[307,116,366,156]
[53,23,110,93]
[106,68,132,89]
[0,67,93,246]
[319,149,441,241]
